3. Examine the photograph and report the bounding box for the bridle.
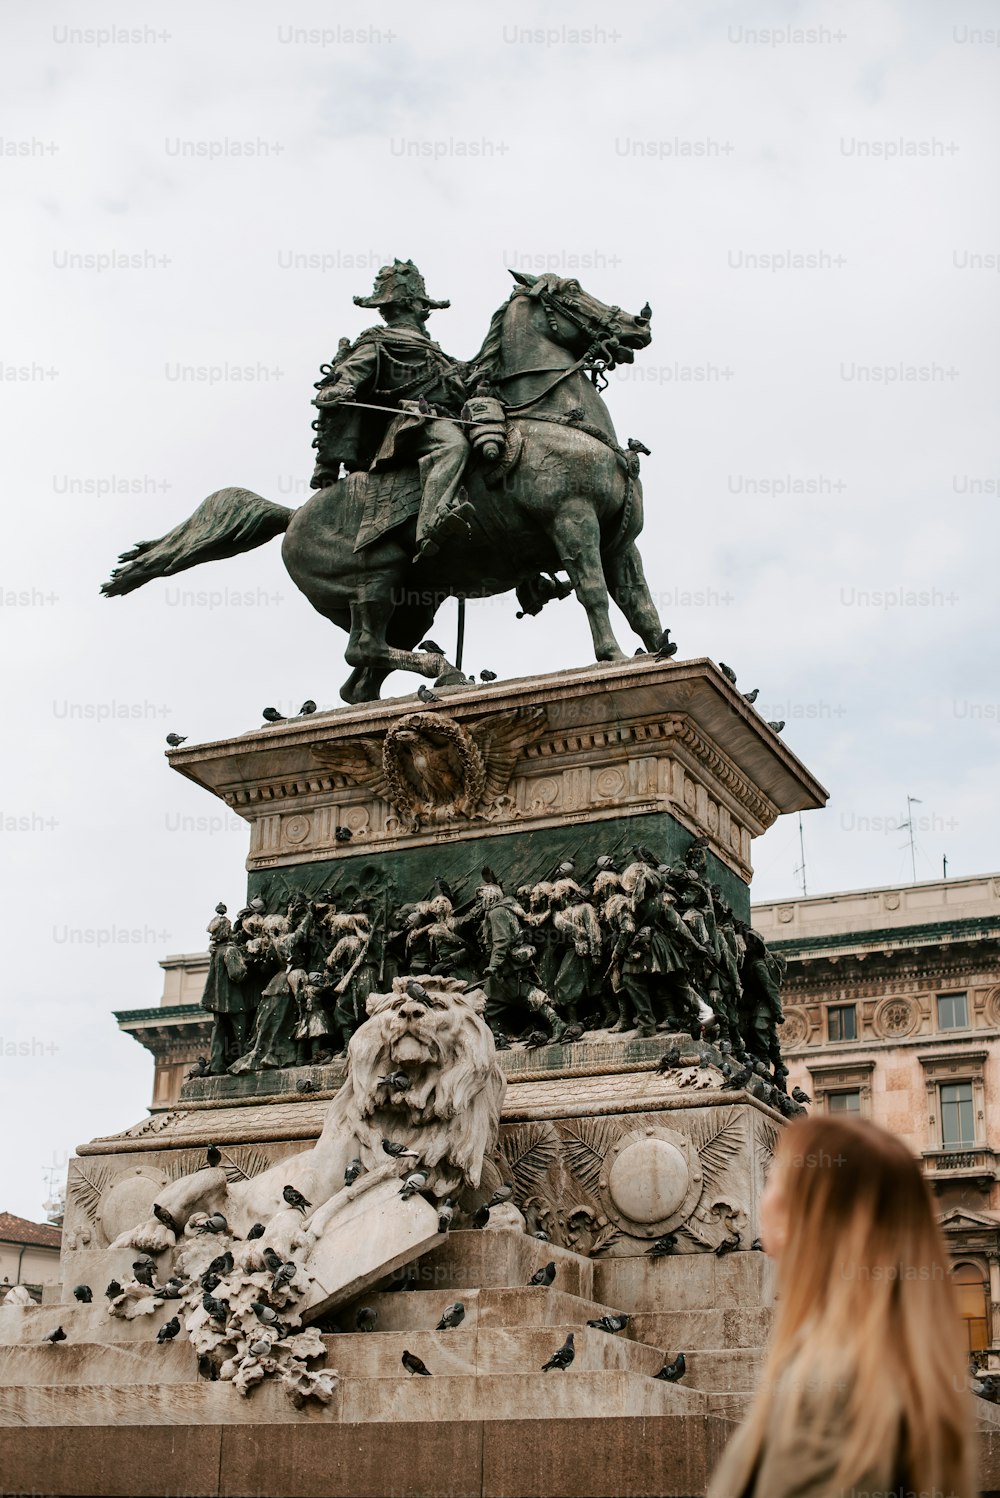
[495,287,639,408]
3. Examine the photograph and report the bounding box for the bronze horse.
[103,271,664,704]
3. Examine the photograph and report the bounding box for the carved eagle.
[312,707,546,828]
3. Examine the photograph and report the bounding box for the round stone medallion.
[599,1125,703,1237]
[283,814,311,845]
[874,996,918,1039]
[780,1007,809,1046]
[97,1165,170,1245]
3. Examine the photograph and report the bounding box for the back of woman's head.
[759,1114,974,1495]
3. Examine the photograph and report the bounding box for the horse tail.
[101,486,292,597]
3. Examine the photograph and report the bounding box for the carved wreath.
[313,706,547,830]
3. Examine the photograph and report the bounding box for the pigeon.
[743,688,759,703]
[654,628,678,661]
[436,1301,465,1330]
[528,1262,556,1288]
[555,858,575,876]
[722,1063,753,1093]
[202,1292,230,1322]
[479,669,497,682]
[485,1184,513,1209]
[627,437,651,456]
[246,1223,266,1240]
[655,1047,682,1075]
[200,1272,221,1294]
[417,640,444,654]
[207,1251,234,1277]
[433,874,456,902]
[791,1086,811,1105]
[402,1349,432,1376]
[587,1313,630,1334]
[523,1031,549,1049]
[105,1279,123,1300]
[400,1169,429,1201]
[282,1185,311,1212]
[541,1332,575,1371]
[655,1352,686,1382]
[405,979,431,1004]
[157,1316,181,1344]
[355,1305,378,1332]
[417,684,439,704]
[640,302,652,319]
[262,1248,284,1275]
[751,1238,764,1251]
[298,699,317,716]
[471,1204,491,1229]
[379,1071,411,1093]
[153,1203,179,1235]
[197,1212,228,1234]
[416,396,433,415]
[532,1230,550,1242]
[272,1261,297,1293]
[382,1138,420,1161]
[132,1259,156,1288]
[437,1198,455,1234]
[262,706,285,723]
[185,1056,209,1080]
[165,732,187,747]
[249,1336,272,1358]
[44,1326,66,1343]
[715,1233,741,1257]
[205,1144,222,1168]
[480,864,501,888]
[767,720,785,734]
[647,1233,678,1258]
[335,826,353,842]
[300,1079,317,1092]
[719,662,738,685]
[345,1158,363,1187]
[494,1031,511,1051]
[250,1301,280,1327]
[73,1284,92,1303]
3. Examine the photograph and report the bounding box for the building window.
[940,1081,975,1147]
[827,1089,861,1113]
[937,992,969,1031]
[827,1004,857,1043]
[952,1263,989,1354]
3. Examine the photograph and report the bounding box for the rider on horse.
[310,259,476,562]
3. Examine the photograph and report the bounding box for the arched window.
[951,1261,989,1353]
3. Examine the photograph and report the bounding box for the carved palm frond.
[68,1163,112,1223]
[590,1222,622,1256]
[559,1117,620,1199]
[688,1109,745,1190]
[499,1121,560,1199]
[163,1151,205,1181]
[222,1146,273,1181]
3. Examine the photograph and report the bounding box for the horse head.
[508,269,652,369]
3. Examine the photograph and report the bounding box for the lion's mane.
[341,975,505,1197]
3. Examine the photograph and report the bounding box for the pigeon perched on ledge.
[541,1332,575,1371]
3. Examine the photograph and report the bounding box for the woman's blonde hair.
[748,1114,974,1495]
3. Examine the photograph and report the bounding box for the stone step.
[331,1286,624,1334]
[0,1367,706,1427]
[0,1300,184,1345]
[677,1346,765,1393]
[412,1229,594,1298]
[0,1338,198,1387]
[0,1323,667,1388]
[593,1246,775,1313]
[319,1325,665,1379]
[630,1307,772,1353]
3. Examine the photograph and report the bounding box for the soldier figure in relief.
[310,258,475,562]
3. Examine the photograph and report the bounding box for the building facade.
[0,1212,62,1301]
[754,871,1000,1357]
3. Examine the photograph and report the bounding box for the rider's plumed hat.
[354,259,450,311]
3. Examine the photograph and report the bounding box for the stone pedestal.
[167,657,827,913]
[3,658,841,1498]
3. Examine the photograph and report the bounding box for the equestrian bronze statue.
[102,260,664,704]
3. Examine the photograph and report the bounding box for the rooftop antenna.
[792,811,808,897]
[943,853,948,880]
[899,795,922,883]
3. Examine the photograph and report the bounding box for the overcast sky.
[2,0,998,1222]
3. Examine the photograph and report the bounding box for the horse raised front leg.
[549,502,625,662]
[603,541,663,651]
